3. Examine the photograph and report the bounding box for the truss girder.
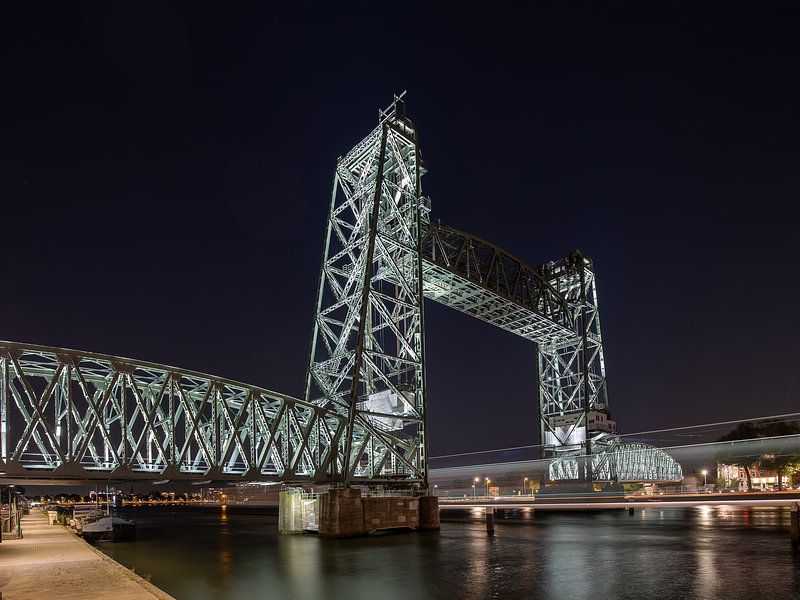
[2,98,623,487]
[0,341,345,482]
[548,441,683,483]
[305,98,429,485]
[537,255,610,460]
[419,224,575,343]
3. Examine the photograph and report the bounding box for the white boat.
[71,503,104,531]
[81,515,136,542]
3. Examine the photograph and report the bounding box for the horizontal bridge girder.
[0,341,346,483]
[419,223,579,344]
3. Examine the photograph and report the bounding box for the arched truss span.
[0,341,346,482]
[548,442,684,483]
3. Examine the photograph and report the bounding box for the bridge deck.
[439,491,800,510]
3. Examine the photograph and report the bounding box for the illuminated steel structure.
[305,97,429,485]
[0,342,346,482]
[549,442,683,482]
[307,94,678,486]
[1,95,680,485]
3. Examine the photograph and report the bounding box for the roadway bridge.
[438,493,800,511]
[0,95,680,489]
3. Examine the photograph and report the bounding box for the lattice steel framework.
[305,96,429,485]
[419,224,575,343]
[549,441,683,482]
[537,254,611,469]
[305,96,626,487]
[0,342,345,482]
[419,230,613,480]
[3,96,675,485]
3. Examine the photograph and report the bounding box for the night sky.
[2,4,799,458]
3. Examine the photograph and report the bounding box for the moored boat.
[81,515,137,542]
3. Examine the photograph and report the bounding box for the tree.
[716,420,800,491]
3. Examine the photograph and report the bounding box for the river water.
[97,505,799,599]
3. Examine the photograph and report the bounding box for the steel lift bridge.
[0,95,681,486]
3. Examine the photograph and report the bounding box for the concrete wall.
[362,496,420,532]
[300,489,440,538]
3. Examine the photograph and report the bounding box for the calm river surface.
[97,505,799,599]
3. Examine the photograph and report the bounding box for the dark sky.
[2,3,799,458]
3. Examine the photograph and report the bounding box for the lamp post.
[701,469,708,491]
[524,477,529,496]
[485,478,490,496]
[472,484,476,499]
[474,477,479,498]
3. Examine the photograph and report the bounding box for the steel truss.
[419,223,575,343]
[305,96,622,488]
[549,441,684,482]
[305,96,429,485]
[0,342,345,482]
[3,96,673,486]
[536,254,611,472]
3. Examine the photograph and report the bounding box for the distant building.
[717,463,791,491]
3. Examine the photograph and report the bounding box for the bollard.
[791,502,799,548]
[486,507,495,535]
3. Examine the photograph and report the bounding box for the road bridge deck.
[439,491,800,510]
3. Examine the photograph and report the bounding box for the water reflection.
[97,505,800,600]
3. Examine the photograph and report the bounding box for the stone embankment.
[0,511,173,600]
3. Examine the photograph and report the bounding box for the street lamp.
[485,478,490,496]
[472,484,476,499]
[701,469,708,491]
[434,484,438,496]
[524,477,529,496]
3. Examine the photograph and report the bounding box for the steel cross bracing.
[549,441,684,482]
[305,96,429,485]
[536,254,611,469]
[419,224,575,344]
[305,96,621,487]
[3,96,651,485]
[0,342,346,482]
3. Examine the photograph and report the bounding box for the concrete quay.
[0,511,174,600]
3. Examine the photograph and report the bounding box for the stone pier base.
[319,488,366,537]
[284,489,440,538]
[419,495,440,530]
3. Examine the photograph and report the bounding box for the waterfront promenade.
[0,511,173,600]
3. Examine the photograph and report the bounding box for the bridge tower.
[305,94,430,488]
[537,253,613,482]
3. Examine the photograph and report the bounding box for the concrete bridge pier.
[279,489,440,537]
[485,507,495,535]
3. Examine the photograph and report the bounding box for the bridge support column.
[419,495,440,530]
[319,488,366,538]
[278,491,311,535]
[485,507,495,535]
[791,502,799,548]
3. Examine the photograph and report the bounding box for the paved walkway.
[0,511,174,600]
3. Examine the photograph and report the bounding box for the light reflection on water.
[97,505,800,600]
